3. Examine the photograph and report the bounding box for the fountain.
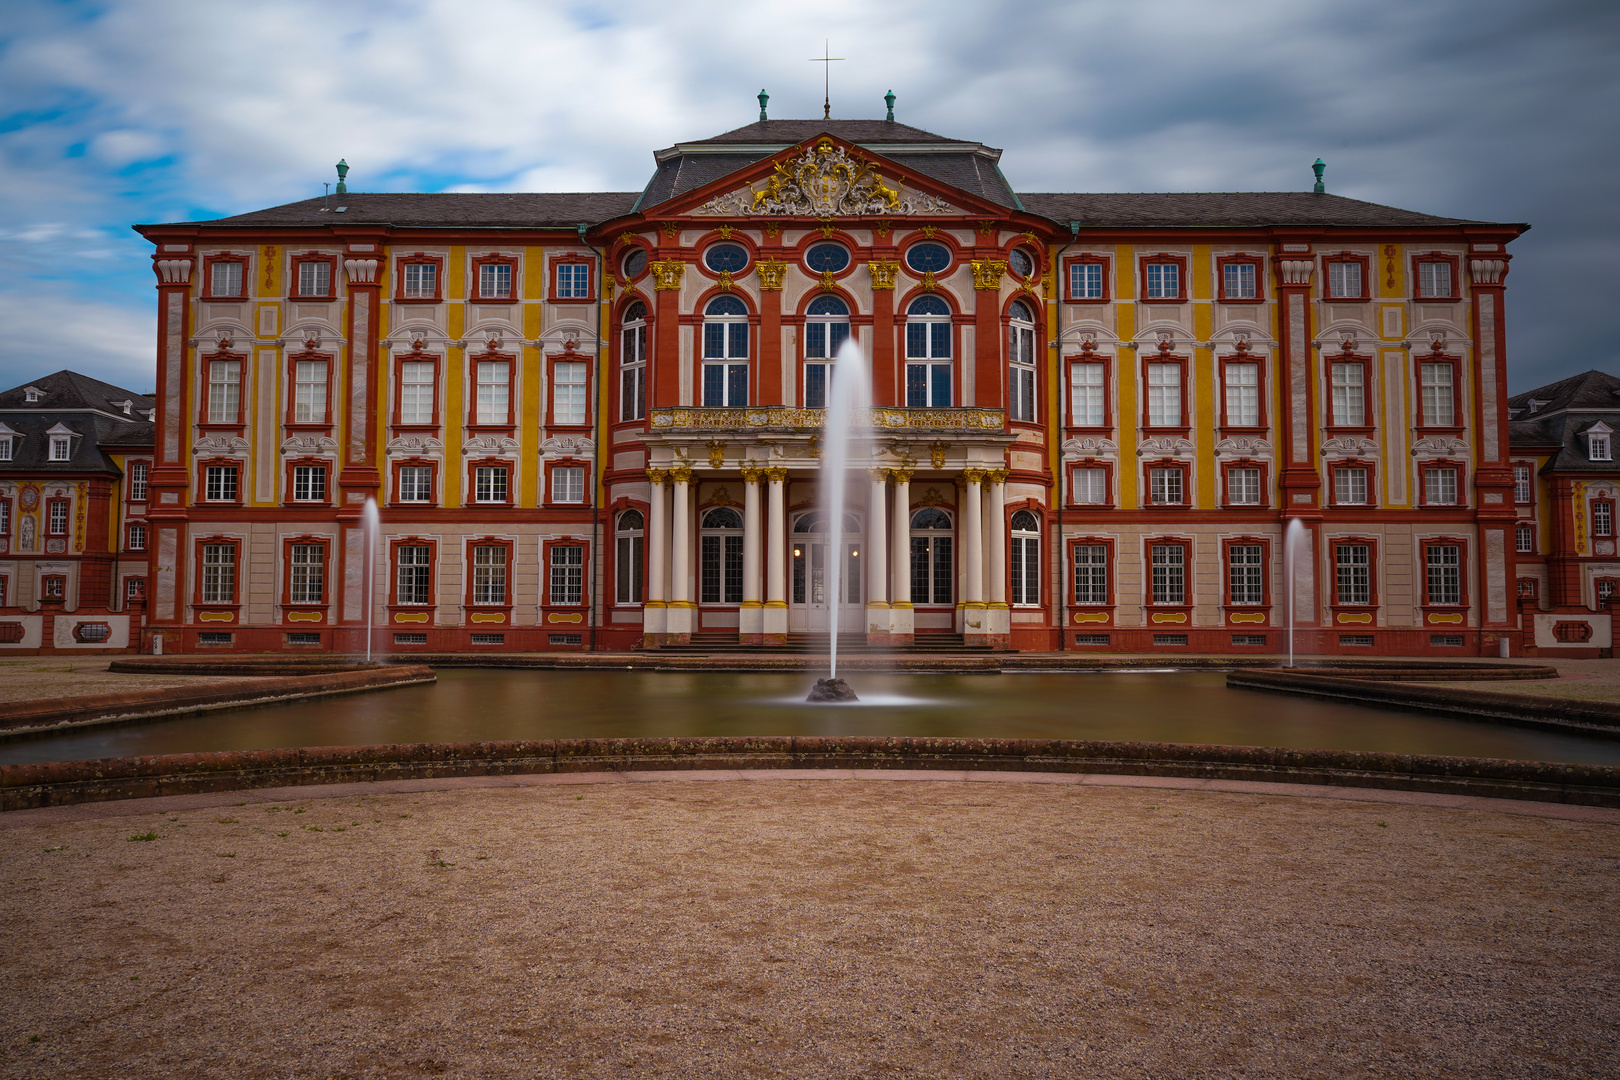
[362,495,381,665]
[1283,517,1307,668]
[806,337,871,703]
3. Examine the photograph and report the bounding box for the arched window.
[700,506,744,604]
[1008,300,1037,422]
[704,244,750,274]
[791,512,861,606]
[1010,509,1041,605]
[615,509,644,605]
[910,507,953,605]
[805,243,850,273]
[1008,247,1036,280]
[905,296,953,407]
[702,296,749,406]
[620,301,647,422]
[906,243,952,274]
[804,296,851,409]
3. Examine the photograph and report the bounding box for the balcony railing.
[648,406,1006,433]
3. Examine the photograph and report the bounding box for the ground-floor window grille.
[286,632,321,645]
[1231,634,1267,646]
[549,633,583,645]
[1074,633,1111,646]
[394,632,428,645]
[1153,633,1188,646]
[1339,634,1374,647]
[197,631,233,645]
[471,633,506,645]
[550,545,584,606]
[1430,634,1465,647]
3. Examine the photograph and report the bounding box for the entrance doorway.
[789,511,863,632]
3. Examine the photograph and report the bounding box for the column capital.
[868,467,891,483]
[988,468,1009,485]
[766,467,789,484]
[961,467,987,485]
[645,466,669,485]
[670,465,693,485]
[891,467,914,484]
[740,465,762,483]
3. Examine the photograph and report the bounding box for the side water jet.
[362,496,381,666]
[807,337,871,704]
[1283,517,1307,668]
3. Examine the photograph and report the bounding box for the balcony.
[648,406,1006,433]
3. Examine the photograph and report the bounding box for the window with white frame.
[294,360,327,423]
[1227,467,1262,505]
[479,262,512,299]
[1418,261,1453,299]
[398,466,433,503]
[549,545,584,606]
[476,360,510,425]
[1516,523,1535,553]
[1333,466,1369,505]
[47,501,68,535]
[1589,432,1612,461]
[49,435,72,461]
[0,435,12,461]
[702,296,750,407]
[201,544,236,603]
[125,577,144,601]
[471,545,507,605]
[1330,362,1365,426]
[804,296,851,410]
[1227,544,1264,605]
[616,509,644,605]
[127,523,146,551]
[621,301,648,422]
[1426,544,1462,605]
[1224,361,1260,426]
[555,262,591,299]
[1420,362,1455,426]
[1069,261,1103,300]
[396,545,432,605]
[552,361,588,426]
[1513,463,1533,504]
[1072,544,1108,605]
[1146,363,1181,426]
[905,296,953,407]
[1144,261,1180,299]
[0,500,8,536]
[297,260,331,297]
[130,461,148,502]
[1070,362,1106,426]
[1424,466,1458,505]
[909,508,954,605]
[399,361,435,424]
[204,464,238,502]
[552,466,584,504]
[1150,543,1186,605]
[700,507,744,604]
[1007,301,1037,423]
[402,262,437,299]
[289,544,324,604]
[1009,509,1041,605]
[1072,467,1107,505]
[211,260,243,297]
[292,464,327,502]
[474,465,508,503]
[1327,261,1362,298]
[1223,261,1257,299]
[207,359,240,423]
[1149,467,1183,505]
[1336,544,1371,606]
[1594,500,1613,537]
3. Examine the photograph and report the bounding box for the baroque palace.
[7,100,1555,656]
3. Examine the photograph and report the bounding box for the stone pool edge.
[4,736,1618,813]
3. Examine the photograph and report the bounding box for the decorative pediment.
[281,435,338,455]
[1136,436,1195,458]
[1319,436,1377,459]
[463,434,520,456]
[1411,436,1469,459]
[541,435,596,460]
[1061,436,1119,460]
[192,434,249,455]
[692,138,961,218]
[1217,437,1275,459]
[387,435,444,456]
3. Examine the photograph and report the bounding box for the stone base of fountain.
[806,678,859,703]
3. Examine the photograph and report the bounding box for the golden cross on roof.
[809,41,844,120]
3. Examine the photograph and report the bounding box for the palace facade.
[121,109,1533,656]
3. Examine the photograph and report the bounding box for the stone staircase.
[652,631,993,655]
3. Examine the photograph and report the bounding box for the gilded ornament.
[717,226,734,240]
[710,485,736,506]
[740,465,762,483]
[618,231,638,246]
[660,221,679,239]
[867,467,890,483]
[756,259,786,291]
[808,434,822,459]
[817,221,836,238]
[976,221,995,237]
[717,270,734,293]
[918,486,948,507]
[764,223,781,239]
[962,467,988,484]
[706,441,727,469]
[921,271,937,292]
[646,406,1005,432]
[867,260,899,290]
[670,465,693,484]
[891,467,914,484]
[1021,231,1038,246]
[971,259,1008,290]
[818,269,837,293]
[989,469,1010,484]
[645,467,669,484]
[929,441,949,469]
[766,467,788,483]
[650,260,685,291]
[920,225,938,240]
[873,219,893,238]
[696,140,953,217]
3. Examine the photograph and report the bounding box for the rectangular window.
[1072,544,1108,605]
[49,435,71,461]
[621,323,647,422]
[1149,467,1183,505]
[294,360,327,424]
[0,437,11,461]
[479,262,512,299]
[1418,261,1452,299]
[476,361,510,425]
[1333,467,1368,505]
[1424,467,1458,505]
[0,500,9,536]
[292,464,327,502]
[552,361,588,426]
[1513,463,1532,504]
[1227,544,1264,606]
[128,523,146,551]
[402,262,437,299]
[130,461,148,502]
[1223,262,1257,299]
[398,466,433,503]
[1072,468,1107,506]
[399,361,435,425]
[1146,363,1181,426]
[908,536,953,606]
[701,535,745,604]
[1591,435,1612,462]
[208,359,241,424]
[1426,544,1462,606]
[211,261,243,297]
[549,546,584,606]
[1069,261,1103,299]
[126,577,145,601]
[1595,501,1613,538]
[1008,324,1036,423]
[1224,362,1260,426]
[205,465,238,502]
[201,544,236,604]
[1010,533,1040,606]
[556,262,591,299]
[704,362,750,407]
[1150,544,1186,605]
[472,545,507,605]
[1330,363,1365,426]
[1420,363,1455,426]
[1336,544,1371,606]
[289,544,324,604]
[474,466,508,503]
[1144,261,1180,299]
[47,500,68,535]
[1070,362,1106,426]
[396,545,432,605]
[1226,467,1261,505]
[297,261,331,297]
[1516,523,1535,554]
[617,533,644,605]
[1327,261,1363,298]
[552,466,584,504]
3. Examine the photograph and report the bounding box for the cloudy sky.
[1,0,1615,394]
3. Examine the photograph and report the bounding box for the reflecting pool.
[5,669,1619,766]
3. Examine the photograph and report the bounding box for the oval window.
[905,243,951,274]
[704,243,750,274]
[805,243,850,273]
[1008,247,1034,279]
[622,248,648,278]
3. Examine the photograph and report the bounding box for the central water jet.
[806,337,871,702]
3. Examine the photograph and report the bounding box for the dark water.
[5,669,1620,766]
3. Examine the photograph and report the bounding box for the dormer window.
[0,435,11,461]
[1589,428,1613,461]
[50,435,71,461]
[1527,399,1548,414]
[23,386,43,404]
[115,400,133,416]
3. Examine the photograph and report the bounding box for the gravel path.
[2,778,1616,1079]
[0,659,227,705]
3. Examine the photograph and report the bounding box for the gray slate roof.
[681,119,963,146]
[1017,192,1488,228]
[1509,370,1620,417]
[1507,370,1620,473]
[0,370,155,417]
[182,192,641,229]
[0,370,154,475]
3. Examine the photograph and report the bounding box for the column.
[763,467,788,645]
[889,468,914,645]
[962,468,987,643]
[147,252,195,645]
[740,466,764,644]
[986,468,1010,648]
[1274,255,1323,629]
[866,469,890,645]
[668,465,693,644]
[644,468,668,645]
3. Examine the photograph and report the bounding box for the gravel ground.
[0,659,227,705]
[1,778,1616,1080]
[1422,656,1620,702]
